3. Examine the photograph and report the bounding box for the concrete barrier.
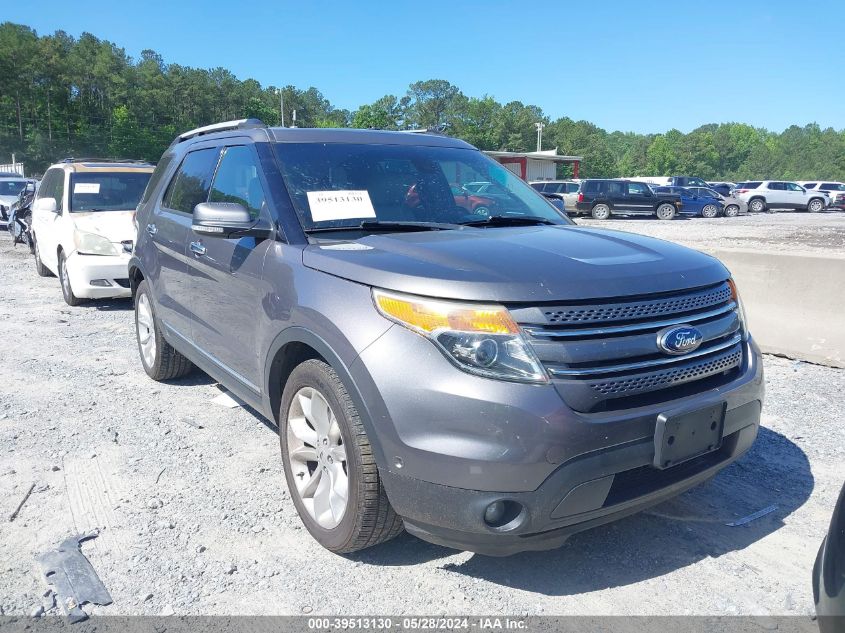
[704,248,845,368]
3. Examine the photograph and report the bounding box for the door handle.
[146,223,158,236]
[190,241,206,256]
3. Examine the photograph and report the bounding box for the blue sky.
[5,0,844,133]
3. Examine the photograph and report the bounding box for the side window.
[139,153,174,207]
[36,170,57,201]
[627,182,649,195]
[162,148,221,214]
[54,172,65,211]
[804,183,818,189]
[208,145,267,220]
[606,181,625,196]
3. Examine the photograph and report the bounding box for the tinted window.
[530,183,544,192]
[566,183,580,193]
[582,181,600,194]
[820,183,845,190]
[767,182,785,190]
[37,168,64,210]
[208,146,267,220]
[737,182,761,189]
[140,155,173,206]
[163,148,221,214]
[803,183,818,188]
[606,181,625,196]
[70,172,152,212]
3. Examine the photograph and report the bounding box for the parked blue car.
[653,186,723,218]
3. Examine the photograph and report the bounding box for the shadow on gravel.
[87,298,134,312]
[367,426,813,594]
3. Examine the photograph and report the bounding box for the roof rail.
[60,157,152,164]
[172,119,267,145]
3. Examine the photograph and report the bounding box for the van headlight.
[74,230,118,256]
[373,289,547,383]
[728,278,748,339]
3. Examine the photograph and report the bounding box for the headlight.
[373,289,547,383]
[727,278,748,339]
[74,230,117,256]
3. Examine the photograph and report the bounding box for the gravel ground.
[575,210,845,254]
[1,229,843,618]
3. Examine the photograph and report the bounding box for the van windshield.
[274,143,570,230]
[69,172,152,212]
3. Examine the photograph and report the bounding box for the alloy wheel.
[286,386,349,529]
[136,293,157,369]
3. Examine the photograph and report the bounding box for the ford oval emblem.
[657,325,703,355]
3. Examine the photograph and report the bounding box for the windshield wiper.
[459,215,559,227]
[306,220,464,233]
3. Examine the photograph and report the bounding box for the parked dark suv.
[130,120,764,556]
[575,179,683,220]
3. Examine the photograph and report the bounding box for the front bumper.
[352,325,764,555]
[65,251,132,299]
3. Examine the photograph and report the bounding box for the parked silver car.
[734,181,829,213]
[529,180,580,210]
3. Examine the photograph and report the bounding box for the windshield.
[274,143,570,230]
[69,172,152,212]
[0,180,27,196]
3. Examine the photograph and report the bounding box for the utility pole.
[535,122,545,152]
[276,88,285,127]
[291,110,297,128]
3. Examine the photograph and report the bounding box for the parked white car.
[733,180,829,213]
[30,159,154,305]
[529,180,581,210]
[799,181,845,210]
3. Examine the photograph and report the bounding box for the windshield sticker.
[307,190,376,222]
[74,183,101,194]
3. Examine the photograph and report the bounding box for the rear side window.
[737,182,761,189]
[582,180,600,194]
[209,145,267,220]
[37,168,65,211]
[530,183,544,192]
[140,154,173,206]
[162,148,221,214]
[804,183,818,188]
[566,183,580,193]
[821,183,844,190]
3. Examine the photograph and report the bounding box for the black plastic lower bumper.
[383,400,761,556]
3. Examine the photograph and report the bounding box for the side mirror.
[192,202,270,239]
[33,197,57,213]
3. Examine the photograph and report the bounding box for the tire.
[279,359,403,554]
[748,198,766,213]
[134,279,194,381]
[656,203,676,221]
[807,198,825,213]
[33,236,53,277]
[58,252,84,306]
[701,204,719,218]
[591,203,611,220]
[724,205,740,217]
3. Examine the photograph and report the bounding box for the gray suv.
[130,120,764,556]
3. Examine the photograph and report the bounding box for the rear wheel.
[33,236,52,277]
[591,203,611,220]
[134,280,194,380]
[748,198,766,213]
[656,203,676,220]
[701,204,719,218]
[58,252,84,306]
[807,198,825,213]
[280,359,403,553]
[724,204,740,217]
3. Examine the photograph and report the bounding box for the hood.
[72,211,136,244]
[303,225,729,302]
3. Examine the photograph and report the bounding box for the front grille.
[512,281,744,412]
[542,284,732,325]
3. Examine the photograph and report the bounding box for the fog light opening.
[483,500,523,529]
[90,279,112,287]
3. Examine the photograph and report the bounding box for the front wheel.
[807,198,825,213]
[701,204,719,218]
[724,205,740,217]
[280,359,403,553]
[58,252,84,306]
[591,203,611,220]
[656,203,676,220]
[134,280,194,380]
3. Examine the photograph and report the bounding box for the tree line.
[2,22,844,180]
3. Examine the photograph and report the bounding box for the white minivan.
[30,159,154,305]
